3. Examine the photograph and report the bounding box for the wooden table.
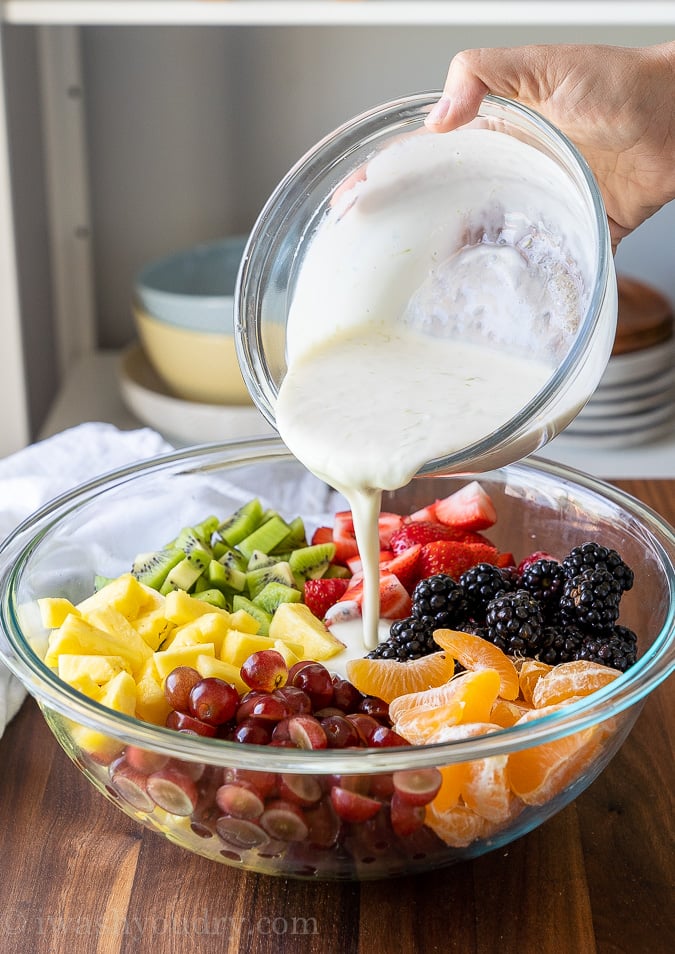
[1,478,673,954]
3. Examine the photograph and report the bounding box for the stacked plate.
[561,276,675,448]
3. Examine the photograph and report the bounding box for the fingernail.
[425,96,451,127]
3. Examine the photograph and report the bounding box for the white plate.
[579,383,675,419]
[594,364,675,401]
[118,344,276,445]
[564,399,675,438]
[556,415,675,449]
[599,339,674,387]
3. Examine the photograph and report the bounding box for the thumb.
[425,46,558,131]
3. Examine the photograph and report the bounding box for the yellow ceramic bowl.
[133,304,252,406]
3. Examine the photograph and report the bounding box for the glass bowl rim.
[234,91,613,474]
[0,437,672,774]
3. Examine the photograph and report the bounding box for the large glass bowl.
[235,93,617,475]
[0,439,673,881]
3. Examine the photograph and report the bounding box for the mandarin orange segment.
[390,669,501,744]
[345,650,455,704]
[517,658,554,704]
[531,660,620,708]
[433,628,520,700]
[462,753,520,824]
[506,706,603,805]
[431,763,469,813]
[490,696,533,728]
[425,802,492,848]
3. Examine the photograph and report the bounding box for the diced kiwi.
[131,548,184,590]
[271,516,307,553]
[232,595,272,636]
[159,557,203,594]
[238,515,292,561]
[246,561,297,599]
[192,588,229,609]
[289,542,337,583]
[215,498,264,547]
[213,543,248,572]
[207,559,246,594]
[324,563,351,579]
[252,581,303,614]
[247,550,279,572]
[94,574,116,591]
[193,515,220,544]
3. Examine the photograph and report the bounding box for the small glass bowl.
[235,93,617,475]
[0,440,673,880]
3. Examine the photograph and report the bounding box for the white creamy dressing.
[274,126,597,657]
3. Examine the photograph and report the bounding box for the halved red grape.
[392,767,442,806]
[216,816,270,850]
[189,677,239,726]
[330,786,382,823]
[146,766,198,816]
[215,782,265,820]
[287,715,328,750]
[164,666,202,711]
[108,757,154,812]
[259,799,309,842]
[390,791,426,837]
[277,773,322,807]
[166,709,217,737]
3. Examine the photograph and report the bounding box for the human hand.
[425,43,675,250]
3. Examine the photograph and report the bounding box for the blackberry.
[366,616,435,661]
[536,623,585,665]
[411,574,468,630]
[519,559,566,615]
[484,589,545,657]
[459,563,513,620]
[559,568,621,630]
[561,542,634,593]
[576,624,638,672]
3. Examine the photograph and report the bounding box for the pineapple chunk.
[162,613,230,656]
[152,642,216,681]
[227,608,261,635]
[220,629,302,668]
[83,606,153,674]
[269,603,346,661]
[163,588,231,626]
[194,654,248,694]
[76,573,151,620]
[57,653,130,690]
[71,670,136,760]
[133,607,174,651]
[38,597,80,629]
[273,639,301,668]
[135,669,172,725]
[45,614,150,674]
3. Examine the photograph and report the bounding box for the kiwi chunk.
[246,550,279,572]
[192,588,229,609]
[159,558,203,594]
[289,542,336,583]
[238,515,292,561]
[131,548,184,590]
[253,581,302,614]
[216,498,264,547]
[232,595,272,636]
[272,516,307,554]
[246,561,297,599]
[207,559,246,594]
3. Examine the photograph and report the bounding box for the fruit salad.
[36,482,638,870]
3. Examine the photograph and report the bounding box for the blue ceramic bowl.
[135,235,247,335]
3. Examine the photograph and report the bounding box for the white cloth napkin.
[0,422,173,739]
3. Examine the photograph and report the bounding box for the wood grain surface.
[0,479,673,954]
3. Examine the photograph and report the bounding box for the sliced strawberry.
[433,481,497,531]
[303,578,350,619]
[337,573,412,620]
[495,551,516,569]
[331,512,361,563]
[313,521,359,565]
[347,550,394,575]
[407,503,437,523]
[390,520,490,554]
[379,544,422,593]
[377,512,405,547]
[418,540,499,580]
